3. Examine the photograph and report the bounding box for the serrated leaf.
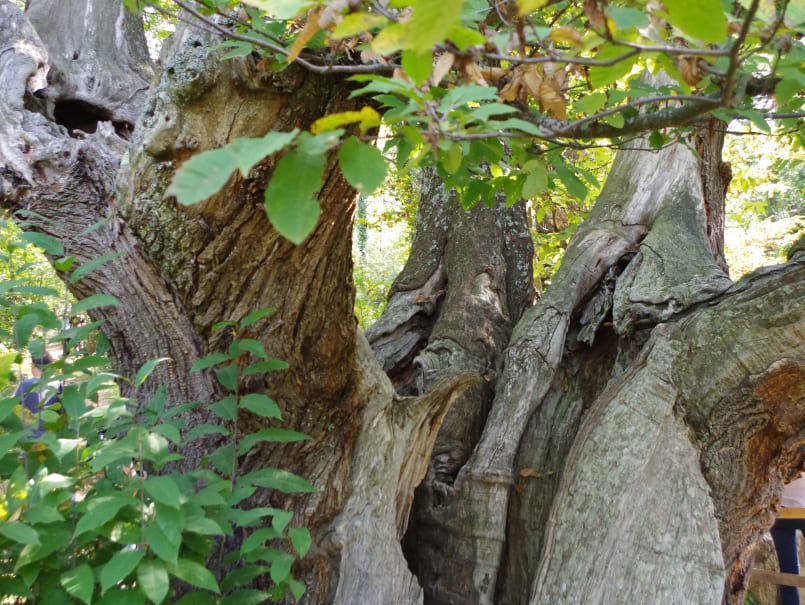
[170,558,220,593]
[186,423,231,442]
[71,294,121,314]
[554,163,588,201]
[166,148,238,206]
[209,444,235,475]
[338,137,387,194]
[408,0,463,50]
[137,559,169,604]
[100,548,145,594]
[135,357,170,386]
[211,395,237,421]
[661,0,727,44]
[269,552,295,585]
[517,0,550,16]
[289,527,311,557]
[61,564,94,605]
[522,162,548,199]
[231,338,267,359]
[607,6,649,30]
[243,0,315,19]
[573,91,607,115]
[215,365,239,391]
[493,118,543,136]
[649,130,666,149]
[264,148,325,244]
[239,394,282,419]
[603,112,625,129]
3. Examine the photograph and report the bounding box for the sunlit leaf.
[100,548,145,594]
[660,0,727,44]
[338,137,388,194]
[61,564,95,605]
[169,559,220,593]
[137,559,169,605]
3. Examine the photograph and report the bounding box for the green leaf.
[71,294,121,314]
[191,353,231,371]
[74,495,136,538]
[209,444,235,475]
[588,45,639,89]
[607,6,649,30]
[269,552,295,585]
[240,307,277,327]
[243,0,315,19]
[289,578,306,600]
[143,476,183,509]
[238,428,310,455]
[338,137,388,195]
[603,112,625,129]
[215,365,239,391]
[53,255,75,272]
[573,91,607,115]
[239,394,282,419]
[221,590,274,605]
[649,130,666,149]
[211,395,237,421]
[137,559,169,604]
[186,423,230,442]
[289,527,311,557]
[408,0,464,50]
[231,338,267,359]
[228,130,299,176]
[264,148,325,244]
[492,118,543,136]
[243,358,290,375]
[17,231,64,256]
[170,558,220,593]
[184,516,224,536]
[61,564,95,605]
[402,48,433,86]
[522,161,548,199]
[135,357,170,386]
[70,253,124,284]
[166,148,238,206]
[241,467,317,493]
[661,0,727,44]
[0,522,39,545]
[554,163,588,201]
[735,108,771,133]
[332,12,388,38]
[145,520,180,566]
[100,548,145,594]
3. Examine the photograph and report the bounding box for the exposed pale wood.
[751,568,805,588]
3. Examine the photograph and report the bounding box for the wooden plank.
[751,568,805,588]
[778,507,805,519]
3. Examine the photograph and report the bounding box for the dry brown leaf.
[431,53,456,86]
[584,0,607,30]
[499,75,522,102]
[522,67,543,100]
[676,57,701,87]
[462,59,489,86]
[479,66,508,82]
[519,468,541,478]
[539,77,567,120]
[287,7,324,64]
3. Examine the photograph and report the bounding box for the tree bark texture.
[1,3,803,605]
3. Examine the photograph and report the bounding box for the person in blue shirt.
[771,471,805,605]
[14,352,60,437]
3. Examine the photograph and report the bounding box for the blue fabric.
[770,517,805,605]
[14,376,61,437]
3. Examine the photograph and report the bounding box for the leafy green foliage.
[0,246,313,605]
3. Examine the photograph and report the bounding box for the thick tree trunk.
[1,3,803,605]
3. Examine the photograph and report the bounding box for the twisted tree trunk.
[1,2,803,605]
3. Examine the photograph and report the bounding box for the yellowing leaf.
[311,106,381,135]
[287,7,324,63]
[372,22,409,54]
[517,0,550,17]
[522,67,543,100]
[550,26,583,46]
[332,12,388,39]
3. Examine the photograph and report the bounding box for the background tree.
[0,0,803,604]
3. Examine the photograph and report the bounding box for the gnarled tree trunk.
[1,2,803,605]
